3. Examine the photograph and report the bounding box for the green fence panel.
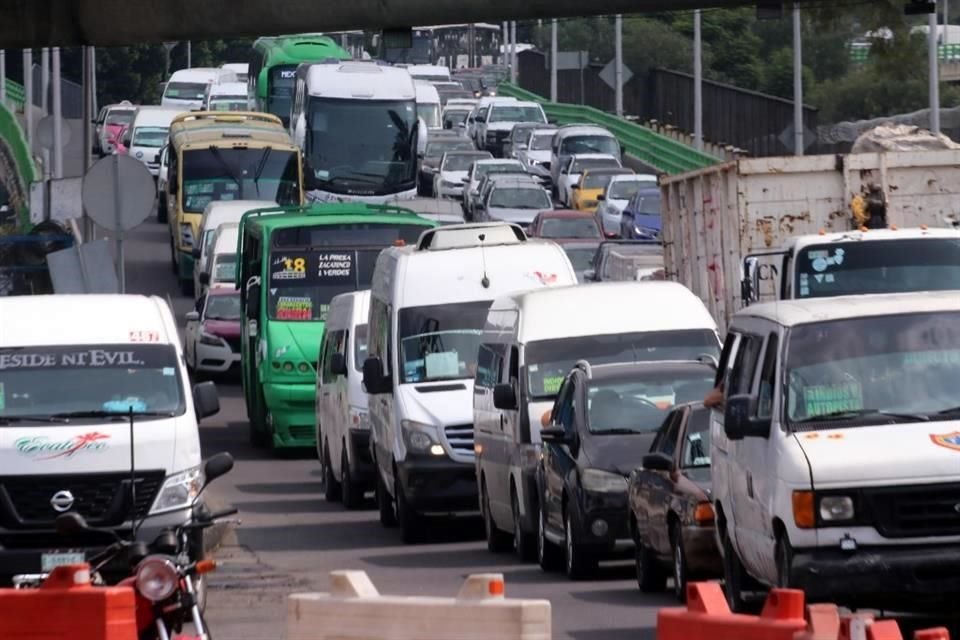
[497,82,719,175]
[3,79,25,111]
[0,100,38,230]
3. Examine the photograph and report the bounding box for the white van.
[196,223,239,298]
[193,200,276,298]
[162,68,234,109]
[204,82,249,112]
[550,125,621,187]
[414,80,443,131]
[316,290,372,510]
[407,65,452,83]
[0,294,220,582]
[361,223,577,543]
[713,292,960,612]
[467,96,517,147]
[220,63,249,83]
[475,281,721,558]
[127,106,187,177]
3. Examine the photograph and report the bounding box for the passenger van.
[126,106,187,177]
[316,290,372,509]
[362,223,578,544]
[550,125,621,188]
[0,294,220,584]
[162,68,234,109]
[414,80,443,131]
[196,222,239,298]
[203,82,249,112]
[475,281,721,559]
[193,200,275,298]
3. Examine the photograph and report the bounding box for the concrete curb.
[203,493,237,555]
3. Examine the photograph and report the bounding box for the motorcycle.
[14,452,238,640]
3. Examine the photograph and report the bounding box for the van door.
[475,341,508,522]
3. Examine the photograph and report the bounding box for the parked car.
[571,168,635,212]
[434,150,493,200]
[536,360,717,579]
[556,154,622,207]
[477,180,553,229]
[418,135,476,196]
[620,187,663,240]
[184,288,242,375]
[528,210,604,240]
[596,174,658,237]
[629,402,720,602]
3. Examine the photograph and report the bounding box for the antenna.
[478,233,490,288]
[128,406,137,540]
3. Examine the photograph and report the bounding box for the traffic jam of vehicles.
[4,25,960,636]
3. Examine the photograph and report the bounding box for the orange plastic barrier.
[657,583,952,640]
[0,564,137,640]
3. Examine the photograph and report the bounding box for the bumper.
[397,455,477,513]
[577,491,633,557]
[682,524,722,576]
[177,249,195,280]
[194,341,241,373]
[262,381,317,447]
[347,428,375,486]
[790,544,960,608]
[437,186,464,200]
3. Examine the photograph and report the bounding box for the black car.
[417,136,476,196]
[536,360,716,579]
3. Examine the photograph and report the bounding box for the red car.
[527,210,604,240]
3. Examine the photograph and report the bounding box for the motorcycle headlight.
[199,331,225,347]
[136,556,179,602]
[150,466,203,514]
[401,420,441,454]
[179,223,194,248]
[582,468,628,494]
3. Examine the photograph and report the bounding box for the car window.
[659,410,683,458]
[757,333,779,418]
[729,334,763,396]
[681,409,711,467]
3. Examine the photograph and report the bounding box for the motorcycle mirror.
[203,452,235,487]
[55,512,90,535]
[126,541,150,567]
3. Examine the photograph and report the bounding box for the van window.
[476,343,505,389]
[729,334,763,396]
[397,300,492,384]
[0,344,186,420]
[756,334,779,419]
[353,324,369,370]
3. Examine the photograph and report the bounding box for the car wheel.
[671,526,689,602]
[722,528,752,613]
[512,489,535,562]
[564,509,597,580]
[375,468,397,528]
[323,441,341,503]
[341,449,364,510]
[396,475,424,544]
[634,517,667,593]
[537,504,562,572]
[775,533,794,589]
[483,480,512,553]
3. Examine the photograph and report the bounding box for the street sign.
[599,59,634,90]
[81,154,154,232]
[36,116,72,150]
[162,41,179,52]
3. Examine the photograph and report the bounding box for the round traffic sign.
[36,116,73,150]
[81,154,156,233]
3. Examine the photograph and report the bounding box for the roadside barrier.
[288,570,551,640]
[0,564,137,640]
[657,582,951,640]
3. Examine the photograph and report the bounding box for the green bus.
[248,35,351,127]
[236,203,437,449]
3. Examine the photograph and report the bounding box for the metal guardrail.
[3,79,25,110]
[497,82,720,175]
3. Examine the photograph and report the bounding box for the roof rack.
[171,111,283,127]
[415,222,526,251]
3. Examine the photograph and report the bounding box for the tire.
[395,475,424,544]
[537,504,562,572]
[323,442,341,503]
[157,196,167,223]
[722,529,752,613]
[482,481,511,553]
[564,509,597,580]
[512,489,535,562]
[376,470,397,528]
[248,383,269,448]
[634,529,667,593]
[671,526,689,602]
[341,449,364,509]
[775,534,794,589]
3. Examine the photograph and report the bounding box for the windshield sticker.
[163,367,175,376]
[102,398,148,413]
[0,349,146,370]
[129,330,160,342]
[804,382,862,417]
[425,352,460,379]
[272,255,307,281]
[542,375,564,395]
[275,296,313,321]
[931,432,960,452]
[15,432,111,460]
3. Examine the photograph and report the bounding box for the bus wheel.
[249,384,268,448]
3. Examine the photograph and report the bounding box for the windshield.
[442,154,489,172]
[307,97,418,196]
[419,103,442,129]
[588,370,715,434]
[489,106,545,123]
[213,255,237,282]
[583,171,627,190]
[205,294,241,321]
[794,239,960,299]
[477,162,522,179]
[354,324,369,370]
[489,187,550,210]
[632,193,661,215]
[181,148,300,213]
[0,345,185,420]
[132,126,168,148]
[786,311,960,426]
[267,223,429,322]
[398,300,491,383]
[426,139,475,159]
[165,82,207,101]
[530,133,554,151]
[564,245,599,272]
[540,218,601,239]
[106,110,135,126]
[210,98,248,112]
[526,330,720,399]
[609,179,655,200]
[267,66,296,123]
[573,158,620,173]
[681,409,711,468]
[561,135,618,157]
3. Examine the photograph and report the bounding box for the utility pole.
[40,48,49,116]
[550,19,558,102]
[614,15,623,116]
[510,21,517,84]
[793,3,804,155]
[82,46,94,240]
[186,41,192,68]
[52,47,63,179]
[693,10,703,151]
[502,22,508,66]
[0,50,6,106]
[91,47,98,116]
[930,6,942,133]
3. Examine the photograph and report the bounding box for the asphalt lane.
[123,216,669,640]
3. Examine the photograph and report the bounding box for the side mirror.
[597,194,606,201]
[741,256,761,305]
[193,381,220,420]
[192,247,202,259]
[246,281,261,319]
[185,310,200,323]
[540,425,567,443]
[55,512,90,535]
[583,268,597,281]
[642,452,674,472]
[723,394,771,441]
[203,452,235,485]
[330,352,348,377]
[362,356,392,395]
[493,383,518,410]
[198,272,210,286]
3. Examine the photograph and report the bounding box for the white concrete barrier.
[288,571,551,640]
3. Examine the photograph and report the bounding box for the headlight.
[179,223,194,248]
[581,468,627,493]
[135,556,179,602]
[150,466,203,514]
[401,420,442,454]
[199,331,225,347]
[819,495,855,522]
[634,225,660,240]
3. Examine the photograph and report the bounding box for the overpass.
[3,0,829,48]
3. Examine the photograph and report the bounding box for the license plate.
[41,552,85,572]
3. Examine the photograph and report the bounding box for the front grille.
[0,471,165,529]
[0,529,125,549]
[288,424,315,441]
[864,483,960,538]
[224,336,242,353]
[444,424,474,453]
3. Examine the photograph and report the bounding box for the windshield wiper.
[252,146,272,198]
[794,408,928,424]
[207,146,243,193]
[933,405,960,417]
[0,415,69,425]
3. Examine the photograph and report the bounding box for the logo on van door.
[15,432,111,460]
[930,431,960,453]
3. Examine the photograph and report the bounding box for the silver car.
[477,180,553,229]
